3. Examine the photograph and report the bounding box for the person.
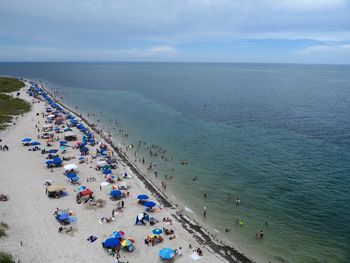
[204,193,207,199]
[236,198,240,206]
[121,200,124,208]
[260,230,264,239]
[203,206,207,217]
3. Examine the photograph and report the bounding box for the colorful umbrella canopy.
[120,239,134,247]
[144,201,156,208]
[137,194,149,200]
[152,229,163,235]
[159,248,175,260]
[113,230,125,238]
[104,237,120,248]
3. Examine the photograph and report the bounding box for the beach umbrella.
[137,194,149,200]
[103,165,111,170]
[30,141,41,146]
[144,201,156,208]
[79,157,85,161]
[53,157,62,165]
[60,140,68,145]
[77,186,87,192]
[80,189,93,196]
[148,234,160,239]
[66,173,77,179]
[113,230,125,238]
[103,169,112,175]
[49,149,58,153]
[110,189,122,198]
[58,213,69,221]
[152,229,163,235]
[104,237,120,248]
[100,182,109,187]
[69,216,77,224]
[46,160,54,165]
[71,176,79,182]
[159,248,175,260]
[22,138,32,143]
[120,239,134,247]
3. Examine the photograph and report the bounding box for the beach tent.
[64,164,78,173]
[159,248,175,260]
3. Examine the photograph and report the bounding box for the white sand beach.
[0,81,228,263]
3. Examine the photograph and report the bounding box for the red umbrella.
[80,189,93,196]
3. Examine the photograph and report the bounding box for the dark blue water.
[1,62,350,263]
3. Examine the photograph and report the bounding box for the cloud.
[0,0,350,62]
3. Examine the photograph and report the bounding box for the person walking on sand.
[203,205,207,217]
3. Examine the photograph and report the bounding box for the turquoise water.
[1,63,350,263]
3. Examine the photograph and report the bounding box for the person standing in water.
[203,206,207,217]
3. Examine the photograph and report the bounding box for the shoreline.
[38,81,255,263]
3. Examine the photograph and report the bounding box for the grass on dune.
[0,77,31,130]
[0,252,14,263]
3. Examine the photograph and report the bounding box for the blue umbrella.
[71,176,79,182]
[53,157,62,165]
[60,140,68,145]
[58,213,69,221]
[159,248,175,260]
[103,169,112,175]
[104,237,120,248]
[144,201,156,208]
[69,216,77,224]
[66,173,77,179]
[110,189,122,198]
[152,228,163,235]
[137,194,149,200]
[46,160,54,165]
[80,147,89,153]
[49,149,58,153]
[79,157,85,160]
[22,138,32,143]
[77,186,87,192]
[30,141,41,146]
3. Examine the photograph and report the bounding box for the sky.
[0,0,350,64]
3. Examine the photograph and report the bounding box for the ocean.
[1,62,350,263]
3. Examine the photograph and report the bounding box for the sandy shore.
[0,80,253,263]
